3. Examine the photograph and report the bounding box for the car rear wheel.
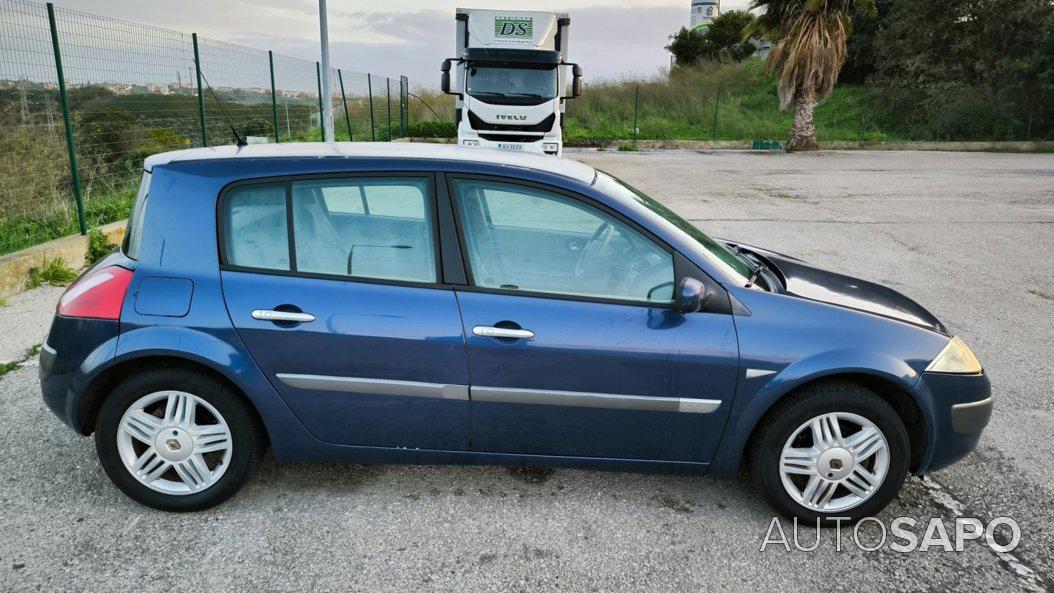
[95,367,265,512]
[749,381,910,524]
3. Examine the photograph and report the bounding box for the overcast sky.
[57,0,754,84]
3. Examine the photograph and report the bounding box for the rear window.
[122,171,151,260]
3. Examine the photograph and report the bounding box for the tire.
[749,381,910,524]
[95,366,266,512]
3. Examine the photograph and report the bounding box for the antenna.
[198,69,248,147]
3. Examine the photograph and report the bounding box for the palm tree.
[748,0,875,150]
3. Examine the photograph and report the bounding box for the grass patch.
[0,298,6,308]
[0,361,19,378]
[1,185,137,257]
[617,143,639,152]
[27,257,78,289]
[25,343,41,358]
[86,228,118,265]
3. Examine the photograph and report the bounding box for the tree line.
[666,0,1053,148]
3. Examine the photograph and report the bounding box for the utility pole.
[318,0,335,142]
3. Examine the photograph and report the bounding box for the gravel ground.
[1,149,1051,592]
[0,284,65,364]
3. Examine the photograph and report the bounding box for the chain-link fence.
[0,0,447,256]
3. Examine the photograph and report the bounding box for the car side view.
[40,143,991,521]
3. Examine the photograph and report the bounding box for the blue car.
[40,143,991,520]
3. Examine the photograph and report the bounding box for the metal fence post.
[268,51,280,143]
[712,87,721,142]
[632,84,639,142]
[192,33,207,147]
[367,75,376,141]
[46,3,86,235]
[337,69,352,141]
[400,75,408,137]
[315,62,325,141]
[386,77,392,141]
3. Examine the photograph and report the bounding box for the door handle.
[472,325,534,340]
[251,309,316,323]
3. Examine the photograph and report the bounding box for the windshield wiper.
[505,92,547,98]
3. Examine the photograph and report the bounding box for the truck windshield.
[466,63,558,105]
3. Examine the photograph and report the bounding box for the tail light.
[57,266,134,320]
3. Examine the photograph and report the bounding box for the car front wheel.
[95,367,265,512]
[749,381,910,523]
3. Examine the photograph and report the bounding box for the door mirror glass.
[675,277,709,313]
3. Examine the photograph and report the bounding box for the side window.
[452,178,674,303]
[123,171,151,260]
[222,183,290,271]
[291,177,436,283]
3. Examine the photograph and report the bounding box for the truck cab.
[442,9,583,156]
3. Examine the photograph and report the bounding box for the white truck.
[441,8,583,156]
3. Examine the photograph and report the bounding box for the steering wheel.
[574,222,615,278]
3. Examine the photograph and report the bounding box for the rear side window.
[220,176,437,284]
[291,177,436,282]
[122,171,151,260]
[222,183,290,271]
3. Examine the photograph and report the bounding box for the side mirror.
[441,59,452,94]
[674,277,710,314]
[571,64,583,98]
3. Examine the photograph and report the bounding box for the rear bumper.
[39,315,119,433]
[918,371,992,473]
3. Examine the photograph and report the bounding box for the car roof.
[143,142,598,184]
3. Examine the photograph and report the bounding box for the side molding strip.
[276,373,469,400]
[471,386,721,414]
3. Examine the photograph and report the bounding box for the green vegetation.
[86,228,118,265]
[617,143,639,152]
[0,361,19,378]
[565,60,886,144]
[25,344,41,358]
[27,257,78,289]
[667,11,758,65]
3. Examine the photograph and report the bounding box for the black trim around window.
[216,172,446,289]
[443,172,729,312]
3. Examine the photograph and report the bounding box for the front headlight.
[926,336,982,374]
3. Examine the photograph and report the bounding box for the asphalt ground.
[0,149,1051,592]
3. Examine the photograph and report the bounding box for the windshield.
[466,63,557,105]
[595,172,756,282]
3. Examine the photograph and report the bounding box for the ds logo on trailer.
[495,18,532,37]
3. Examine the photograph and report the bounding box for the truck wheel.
[749,381,910,524]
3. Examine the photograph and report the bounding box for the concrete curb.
[0,220,126,300]
[396,137,1054,152]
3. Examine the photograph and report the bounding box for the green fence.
[0,0,448,256]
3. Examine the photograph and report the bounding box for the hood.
[726,241,949,335]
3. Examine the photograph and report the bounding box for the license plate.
[497,143,524,151]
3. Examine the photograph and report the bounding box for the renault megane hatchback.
[40,143,991,521]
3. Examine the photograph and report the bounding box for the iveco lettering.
[40,143,991,518]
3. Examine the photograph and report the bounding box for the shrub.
[407,120,456,138]
[27,257,78,289]
[86,228,118,265]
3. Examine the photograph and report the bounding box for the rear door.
[449,176,740,462]
[218,174,470,450]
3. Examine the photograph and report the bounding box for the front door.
[449,176,740,462]
[218,174,469,450]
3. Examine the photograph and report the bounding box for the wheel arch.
[75,354,269,446]
[709,366,931,477]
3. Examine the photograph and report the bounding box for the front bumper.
[459,135,561,155]
[918,371,992,473]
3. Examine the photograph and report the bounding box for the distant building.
[690,0,720,34]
